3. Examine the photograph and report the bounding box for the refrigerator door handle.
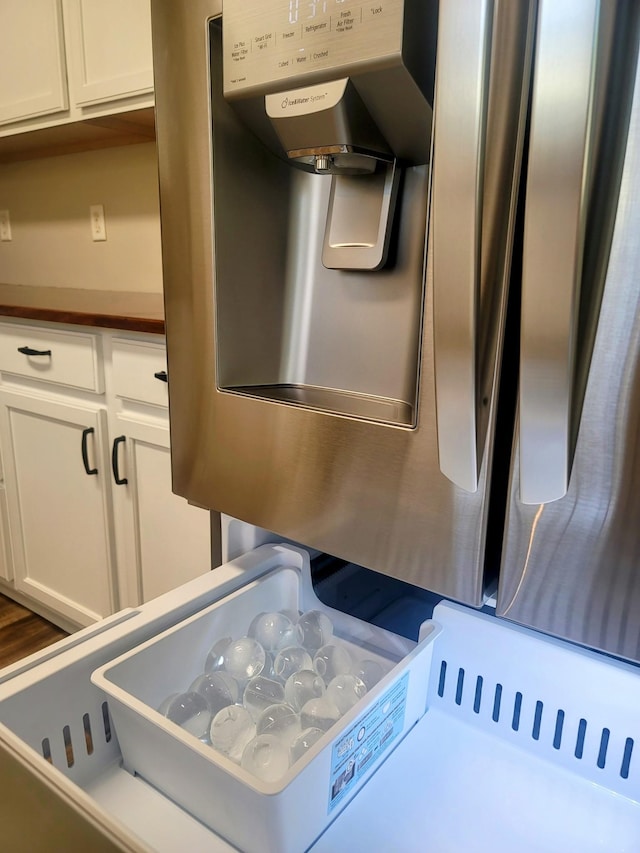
[519,0,600,505]
[432,0,493,493]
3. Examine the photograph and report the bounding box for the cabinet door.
[63,0,153,108]
[0,486,12,582]
[0,391,116,627]
[111,417,211,606]
[0,0,68,125]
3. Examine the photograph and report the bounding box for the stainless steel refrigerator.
[154,0,640,664]
[1,0,640,849]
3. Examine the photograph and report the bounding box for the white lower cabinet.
[0,321,211,629]
[0,391,115,626]
[110,417,211,606]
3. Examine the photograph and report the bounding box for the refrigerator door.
[498,1,640,661]
[153,0,533,605]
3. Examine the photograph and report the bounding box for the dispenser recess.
[213,0,437,425]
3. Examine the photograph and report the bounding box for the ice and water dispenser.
[212,0,437,427]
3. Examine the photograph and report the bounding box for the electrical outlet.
[90,204,107,241]
[0,210,12,242]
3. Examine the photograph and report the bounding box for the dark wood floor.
[0,594,68,669]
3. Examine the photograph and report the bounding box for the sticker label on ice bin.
[328,671,409,813]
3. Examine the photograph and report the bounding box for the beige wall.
[0,142,162,292]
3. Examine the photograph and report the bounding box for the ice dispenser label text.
[328,672,408,813]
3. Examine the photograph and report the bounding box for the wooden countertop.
[0,284,164,334]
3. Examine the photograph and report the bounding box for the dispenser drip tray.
[226,384,415,426]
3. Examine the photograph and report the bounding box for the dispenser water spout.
[265,79,399,270]
[314,154,332,173]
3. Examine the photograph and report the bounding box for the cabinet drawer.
[0,324,103,393]
[112,338,168,407]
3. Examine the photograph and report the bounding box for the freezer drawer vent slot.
[83,712,94,755]
[553,710,565,750]
[102,700,112,742]
[491,683,502,722]
[431,657,635,781]
[62,724,74,767]
[621,738,634,779]
[511,691,523,731]
[473,675,483,713]
[38,706,111,770]
[437,660,446,697]
[429,603,640,799]
[575,718,587,758]
[41,736,52,764]
[531,699,543,740]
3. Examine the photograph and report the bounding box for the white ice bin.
[90,545,440,853]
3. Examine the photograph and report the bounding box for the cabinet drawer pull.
[17,345,52,357]
[154,370,168,383]
[111,436,128,485]
[81,427,98,476]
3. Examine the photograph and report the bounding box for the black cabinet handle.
[18,346,52,357]
[154,370,168,383]
[111,436,128,485]
[81,427,98,475]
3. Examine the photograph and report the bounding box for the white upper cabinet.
[0,0,68,125]
[63,0,154,108]
[0,0,153,134]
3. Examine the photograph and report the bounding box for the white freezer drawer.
[0,544,437,853]
[0,549,640,852]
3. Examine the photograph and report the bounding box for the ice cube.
[273,646,312,681]
[241,734,291,782]
[204,636,233,674]
[300,696,341,732]
[189,671,239,716]
[353,659,386,691]
[284,669,325,712]
[223,637,266,681]
[256,703,301,746]
[243,675,285,720]
[209,704,255,763]
[247,612,297,651]
[161,691,212,741]
[326,674,367,715]
[296,610,333,652]
[290,727,324,763]
[313,643,352,684]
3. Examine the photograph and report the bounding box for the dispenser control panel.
[222,0,405,97]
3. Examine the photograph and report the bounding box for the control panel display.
[222,0,405,98]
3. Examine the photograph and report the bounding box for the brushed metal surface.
[151,0,533,605]
[322,163,399,270]
[519,0,602,505]
[432,0,493,493]
[498,20,640,662]
[265,78,393,169]
[210,102,426,422]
